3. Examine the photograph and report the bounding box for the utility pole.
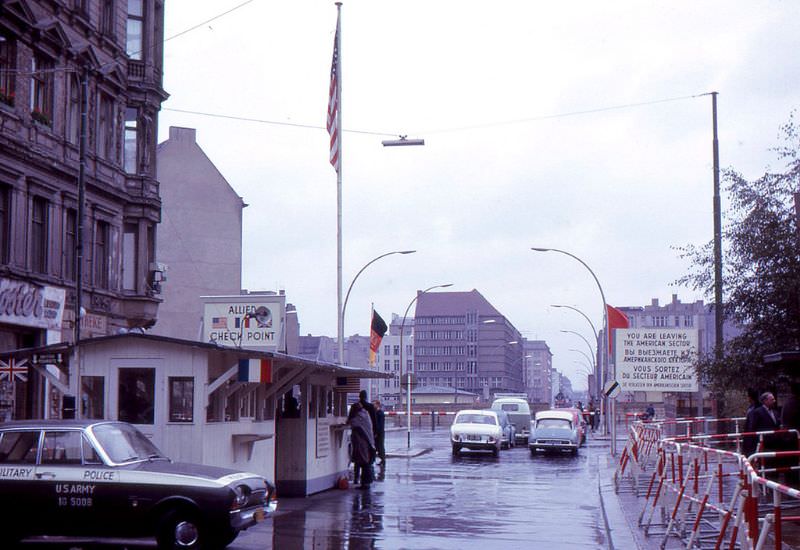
[710,91,722,418]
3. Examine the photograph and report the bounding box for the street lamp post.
[400,283,453,449]
[561,330,596,370]
[338,250,416,364]
[552,305,600,404]
[531,247,615,454]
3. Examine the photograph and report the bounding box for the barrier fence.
[615,415,800,549]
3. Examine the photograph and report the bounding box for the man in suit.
[744,391,780,457]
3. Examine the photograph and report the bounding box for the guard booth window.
[169,377,194,422]
[81,376,105,419]
[118,368,155,424]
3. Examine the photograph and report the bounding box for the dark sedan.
[0,420,276,549]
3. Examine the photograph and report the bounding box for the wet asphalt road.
[235,426,616,549]
[21,427,620,549]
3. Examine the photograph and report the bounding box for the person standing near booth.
[373,399,386,465]
[347,401,376,488]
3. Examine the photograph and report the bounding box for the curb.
[385,446,433,458]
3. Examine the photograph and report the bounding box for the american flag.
[211,317,228,329]
[327,11,341,174]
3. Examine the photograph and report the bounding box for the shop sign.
[0,278,65,330]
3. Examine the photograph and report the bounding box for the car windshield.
[456,414,497,425]
[91,423,166,463]
[501,404,520,412]
[537,418,572,430]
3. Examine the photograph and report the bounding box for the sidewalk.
[593,432,686,549]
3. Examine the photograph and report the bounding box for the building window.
[30,53,54,125]
[124,107,138,173]
[97,93,116,161]
[0,185,9,263]
[67,74,80,144]
[169,377,194,422]
[684,315,694,327]
[127,0,144,59]
[0,39,16,107]
[101,0,116,36]
[122,222,138,290]
[74,0,89,15]
[81,376,105,419]
[118,368,155,424]
[64,209,77,281]
[94,220,110,289]
[393,345,400,355]
[383,344,390,355]
[31,196,48,273]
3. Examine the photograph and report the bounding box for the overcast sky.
[158,1,800,389]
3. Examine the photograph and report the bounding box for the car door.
[37,429,98,534]
[79,433,132,537]
[0,429,41,537]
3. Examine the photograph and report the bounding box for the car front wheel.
[452,444,460,456]
[157,508,205,550]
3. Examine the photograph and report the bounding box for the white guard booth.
[0,333,391,497]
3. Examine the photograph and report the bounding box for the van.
[490,395,532,444]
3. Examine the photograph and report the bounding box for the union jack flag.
[0,357,28,381]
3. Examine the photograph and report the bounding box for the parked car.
[0,420,277,548]
[556,407,587,445]
[490,395,532,444]
[496,409,517,449]
[529,410,580,455]
[450,409,503,457]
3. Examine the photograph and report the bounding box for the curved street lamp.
[561,330,596,369]
[569,348,596,373]
[551,305,599,344]
[531,247,615,453]
[552,304,600,404]
[400,283,453,449]
[338,250,416,362]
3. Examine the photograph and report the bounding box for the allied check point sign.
[615,328,699,392]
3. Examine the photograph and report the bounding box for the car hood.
[128,460,265,486]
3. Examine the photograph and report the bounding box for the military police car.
[0,420,276,548]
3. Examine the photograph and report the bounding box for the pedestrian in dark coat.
[359,390,378,436]
[347,402,376,487]
[373,399,386,464]
[743,391,780,457]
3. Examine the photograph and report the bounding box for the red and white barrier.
[618,415,800,549]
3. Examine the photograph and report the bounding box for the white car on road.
[450,410,503,457]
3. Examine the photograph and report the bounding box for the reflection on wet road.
[239,428,614,550]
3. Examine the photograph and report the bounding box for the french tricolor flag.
[238,358,272,383]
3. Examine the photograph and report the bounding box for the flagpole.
[334,2,345,366]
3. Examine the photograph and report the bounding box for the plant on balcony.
[0,88,14,107]
[30,108,51,126]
